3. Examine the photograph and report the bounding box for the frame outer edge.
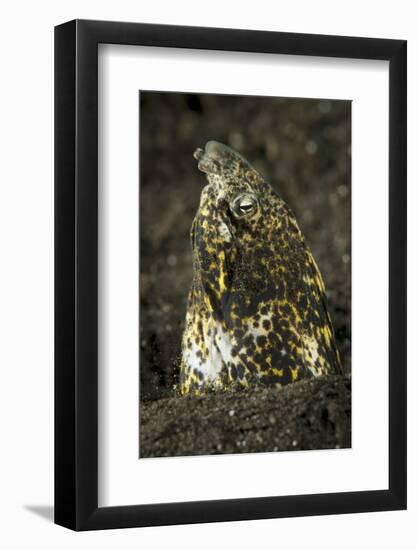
[54,20,77,530]
[76,18,403,60]
[388,40,407,509]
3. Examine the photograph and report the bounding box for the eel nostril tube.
[193,147,205,161]
[194,145,222,175]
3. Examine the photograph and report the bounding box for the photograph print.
[139,91,351,458]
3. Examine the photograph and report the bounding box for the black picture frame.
[55,19,407,531]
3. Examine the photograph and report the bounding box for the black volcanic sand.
[140,92,351,457]
[140,376,351,458]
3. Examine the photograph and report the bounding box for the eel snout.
[194,141,239,176]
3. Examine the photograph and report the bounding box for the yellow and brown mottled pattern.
[179,141,342,395]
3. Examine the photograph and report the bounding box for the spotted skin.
[179,141,342,395]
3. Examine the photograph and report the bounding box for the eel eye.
[231,193,258,218]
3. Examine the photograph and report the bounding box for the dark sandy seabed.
[140,94,351,458]
[140,375,351,458]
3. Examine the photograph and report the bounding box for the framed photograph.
[55,19,406,530]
